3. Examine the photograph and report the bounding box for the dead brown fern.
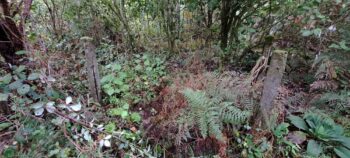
[310,80,339,92]
[145,66,265,157]
[310,57,340,92]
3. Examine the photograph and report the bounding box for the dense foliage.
[0,0,350,157]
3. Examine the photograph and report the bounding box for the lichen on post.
[259,50,288,130]
[82,37,101,103]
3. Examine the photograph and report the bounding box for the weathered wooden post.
[259,50,288,130]
[0,94,10,115]
[82,38,101,103]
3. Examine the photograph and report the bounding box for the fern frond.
[239,95,255,109]
[181,88,210,109]
[181,88,251,142]
[312,91,350,111]
[208,119,224,142]
[220,102,251,124]
[198,113,209,138]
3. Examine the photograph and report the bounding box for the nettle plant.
[0,65,152,157]
[0,65,59,109]
[101,54,166,122]
[0,66,87,157]
[0,65,83,117]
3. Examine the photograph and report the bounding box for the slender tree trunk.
[108,0,135,52]
[119,0,135,52]
[161,0,178,53]
[43,0,60,39]
[220,0,231,49]
[20,0,33,50]
[220,22,230,49]
[0,0,26,65]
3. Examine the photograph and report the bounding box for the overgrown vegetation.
[1,0,350,157]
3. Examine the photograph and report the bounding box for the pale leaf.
[70,102,82,111]
[104,140,111,147]
[34,107,44,116]
[66,96,73,104]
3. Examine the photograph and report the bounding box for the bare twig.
[0,131,15,138]
[53,110,91,128]
[61,124,89,153]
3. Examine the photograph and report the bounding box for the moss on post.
[259,50,288,130]
[83,38,101,103]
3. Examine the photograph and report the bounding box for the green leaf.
[118,72,128,79]
[17,84,30,96]
[0,122,12,131]
[302,30,313,37]
[313,28,322,36]
[330,43,340,49]
[15,50,26,55]
[274,123,290,138]
[339,41,350,51]
[0,74,12,84]
[31,102,44,109]
[288,115,308,130]
[338,137,350,149]
[14,65,26,73]
[28,73,40,80]
[101,74,114,83]
[144,60,150,66]
[130,112,141,123]
[113,79,124,85]
[113,64,122,71]
[135,65,142,71]
[0,93,9,101]
[122,103,129,110]
[135,59,141,63]
[8,80,23,90]
[120,111,128,119]
[334,146,350,158]
[307,140,323,157]
[48,149,60,157]
[109,108,123,116]
[45,88,61,99]
[120,84,129,92]
[105,122,116,134]
[2,147,16,158]
[105,88,115,96]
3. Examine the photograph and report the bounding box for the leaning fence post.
[82,38,101,103]
[259,50,288,130]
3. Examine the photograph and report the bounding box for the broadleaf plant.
[288,113,350,158]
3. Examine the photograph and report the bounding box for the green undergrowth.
[101,53,167,123]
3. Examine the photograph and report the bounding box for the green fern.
[220,102,251,124]
[181,88,251,142]
[312,90,350,113]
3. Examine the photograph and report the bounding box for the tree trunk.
[161,0,178,53]
[259,50,288,130]
[0,0,31,65]
[219,1,265,50]
[219,0,230,49]
[107,0,135,53]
